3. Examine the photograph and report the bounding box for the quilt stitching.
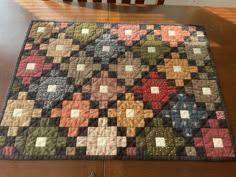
[0,21,235,160]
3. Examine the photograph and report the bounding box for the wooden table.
[0,1,236,177]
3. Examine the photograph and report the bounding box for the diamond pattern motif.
[0,21,235,160]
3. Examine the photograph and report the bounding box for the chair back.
[76,0,165,5]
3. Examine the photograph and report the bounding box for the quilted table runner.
[0,21,235,160]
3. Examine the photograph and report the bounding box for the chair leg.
[157,0,165,5]
[89,172,96,177]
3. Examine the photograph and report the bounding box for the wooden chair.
[63,0,165,5]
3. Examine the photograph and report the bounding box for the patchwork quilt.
[0,21,235,160]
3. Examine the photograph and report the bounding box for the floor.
[0,1,236,177]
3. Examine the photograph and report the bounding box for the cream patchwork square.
[117,136,127,147]
[197,31,204,37]
[71,109,80,118]
[56,45,64,51]
[102,46,110,52]
[148,47,156,53]
[193,48,202,54]
[26,63,36,70]
[155,137,166,147]
[100,85,108,93]
[180,110,190,119]
[168,30,176,36]
[98,118,108,127]
[37,27,46,33]
[173,66,182,72]
[146,25,154,30]
[76,137,87,147]
[47,85,57,92]
[185,146,197,156]
[126,109,134,118]
[125,30,132,36]
[151,86,159,94]
[35,137,47,147]
[125,65,133,72]
[213,138,224,148]
[77,64,85,71]
[81,28,89,34]
[202,87,212,95]
[13,109,23,117]
[97,137,107,146]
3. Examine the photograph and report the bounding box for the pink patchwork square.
[216,111,225,119]
[127,147,136,156]
[2,146,13,156]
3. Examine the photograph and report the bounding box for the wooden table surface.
[0,1,236,177]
